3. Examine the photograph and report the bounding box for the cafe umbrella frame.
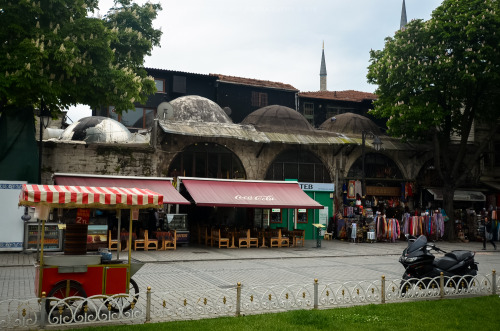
[18,184,165,313]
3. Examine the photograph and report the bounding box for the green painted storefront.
[269,182,334,240]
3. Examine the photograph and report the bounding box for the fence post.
[145,286,151,323]
[39,291,47,329]
[381,276,386,304]
[236,282,241,317]
[492,270,497,295]
[440,272,444,299]
[314,279,318,309]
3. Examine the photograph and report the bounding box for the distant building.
[95,68,298,129]
[400,0,408,30]
[297,90,379,129]
[320,42,327,91]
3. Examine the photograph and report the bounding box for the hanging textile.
[354,180,362,198]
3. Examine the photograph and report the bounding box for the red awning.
[19,184,163,209]
[53,173,189,205]
[181,178,324,209]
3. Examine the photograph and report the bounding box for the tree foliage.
[367,0,500,239]
[0,0,162,116]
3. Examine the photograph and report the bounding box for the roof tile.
[211,74,299,91]
[298,90,377,102]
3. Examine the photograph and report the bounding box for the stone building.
[42,95,435,239]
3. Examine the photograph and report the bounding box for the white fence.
[1,271,497,329]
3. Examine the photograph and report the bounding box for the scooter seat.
[445,250,473,262]
[434,256,457,270]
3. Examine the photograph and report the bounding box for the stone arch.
[264,148,331,183]
[167,142,246,179]
[345,152,404,185]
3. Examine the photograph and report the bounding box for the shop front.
[177,177,324,242]
[52,173,189,250]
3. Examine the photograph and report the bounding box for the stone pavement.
[1,238,498,300]
[0,237,496,267]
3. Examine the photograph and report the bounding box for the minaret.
[320,41,327,91]
[400,0,407,30]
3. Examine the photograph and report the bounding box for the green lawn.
[74,295,500,331]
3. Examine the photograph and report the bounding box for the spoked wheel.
[107,278,139,313]
[45,280,87,315]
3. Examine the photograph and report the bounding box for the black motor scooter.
[399,235,478,293]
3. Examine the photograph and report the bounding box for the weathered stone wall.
[42,141,157,184]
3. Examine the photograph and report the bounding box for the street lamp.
[37,99,51,184]
[361,130,382,198]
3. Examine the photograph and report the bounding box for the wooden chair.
[238,229,250,248]
[270,229,281,248]
[146,230,158,251]
[280,230,290,248]
[163,230,177,250]
[292,230,305,247]
[205,227,213,247]
[108,230,118,251]
[212,229,230,248]
[134,230,146,250]
[249,229,259,248]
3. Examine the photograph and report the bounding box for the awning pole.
[116,210,121,260]
[128,210,133,266]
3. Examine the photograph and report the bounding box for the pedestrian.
[482,217,497,250]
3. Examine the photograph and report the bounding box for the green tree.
[0,0,162,115]
[0,0,162,182]
[367,0,500,240]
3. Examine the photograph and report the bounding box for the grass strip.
[73,295,500,331]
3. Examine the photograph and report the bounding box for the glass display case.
[24,223,63,251]
[163,214,189,244]
[87,224,108,251]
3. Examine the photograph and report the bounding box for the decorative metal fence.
[1,270,497,329]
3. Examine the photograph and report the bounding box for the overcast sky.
[67,0,443,122]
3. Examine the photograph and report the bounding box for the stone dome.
[241,105,315,134]
[59,116,132,143]
[169,95,232,123]
[319,112,382,135]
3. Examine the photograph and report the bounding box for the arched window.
[347,153,403,182]
[265,149,331,183]
[168,143,245,179]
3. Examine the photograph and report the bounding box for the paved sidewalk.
[1,238,495,266]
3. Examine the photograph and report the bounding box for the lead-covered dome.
[59,116,132,143]
[169,95,232,123]
[241,105,314,134]
[319,112,382,135]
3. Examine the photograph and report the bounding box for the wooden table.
[258,230,268,248]
[226,231,238,249]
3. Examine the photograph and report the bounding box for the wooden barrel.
[64,224,88,255]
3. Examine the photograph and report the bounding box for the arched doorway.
[346,153,404,216]
[265,149,332,239]
[265,149,331,183]
[168,143,246,179]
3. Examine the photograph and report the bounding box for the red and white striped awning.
[19,184,164,209]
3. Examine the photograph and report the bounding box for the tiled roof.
[211,74,299,92]
[298,90,377,102]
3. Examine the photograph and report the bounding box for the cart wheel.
[45,280,87,315]
[109,278,139,312]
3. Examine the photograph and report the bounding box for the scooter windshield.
[407,235,427,254]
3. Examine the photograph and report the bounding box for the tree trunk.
[442,186,456,241]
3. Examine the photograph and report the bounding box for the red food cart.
[18,184,165,315]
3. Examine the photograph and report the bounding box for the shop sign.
[234,195,275,201]
[366,186,401,197]
[299,182,334,192]
[76,208,90,224]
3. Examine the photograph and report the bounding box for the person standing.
[482,217,497,250]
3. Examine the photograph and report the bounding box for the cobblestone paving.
[1,239,498,300]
